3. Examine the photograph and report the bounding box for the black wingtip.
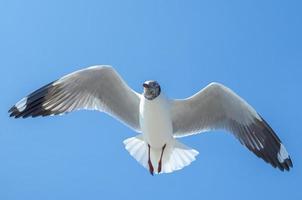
[8,81,57,119]
[282,157,293,171]
[8,106,20,118]
[8,106,15,113]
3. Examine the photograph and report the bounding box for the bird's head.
[143,80,161,100]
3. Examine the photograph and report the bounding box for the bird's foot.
[148,144,154,176]
[157,144,166,174]
[158,160,162,173]
[148,159,154,176]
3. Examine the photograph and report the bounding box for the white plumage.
[9,65,292,174]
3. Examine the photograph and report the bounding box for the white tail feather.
[123,134,148,169]
[123,135,199,174]
[161,140,199,173]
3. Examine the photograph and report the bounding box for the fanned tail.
[123,135,199,174]
[160,139,199,173]
[123,134,148,169]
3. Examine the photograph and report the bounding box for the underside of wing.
[171,82,292,171]
[9,65,141,132]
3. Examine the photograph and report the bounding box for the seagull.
[9,65,293,175]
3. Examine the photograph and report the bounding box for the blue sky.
[1,0,301,199]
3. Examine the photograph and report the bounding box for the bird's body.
[137,93,197,174]
[140,93,172,149]
[9,65,293,175]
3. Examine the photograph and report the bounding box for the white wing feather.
[10,65,141,132]
[171,82,292,171]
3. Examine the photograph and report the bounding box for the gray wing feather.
[9,65,141,132]
[171,82,292,171]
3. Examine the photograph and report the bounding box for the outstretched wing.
[171,82,292,171]
[9,65,141,132]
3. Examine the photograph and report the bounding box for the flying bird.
[9,65,292,175]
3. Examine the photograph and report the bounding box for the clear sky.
[0,0,301,199]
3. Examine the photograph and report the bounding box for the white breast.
[139,94,173,149]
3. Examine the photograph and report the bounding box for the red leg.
[157,144,167,173]
[148,144,154,176]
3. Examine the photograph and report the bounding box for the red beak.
[143,83,149,88]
